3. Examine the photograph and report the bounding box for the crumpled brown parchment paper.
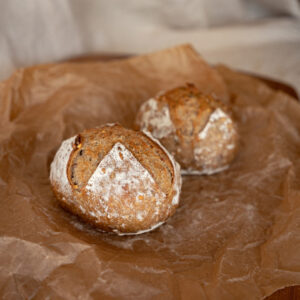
[0,45,299,300]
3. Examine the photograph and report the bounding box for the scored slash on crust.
[142,130,181,206]
[136,85,238,175]
[85,142,165,206]
[49,125,182,235]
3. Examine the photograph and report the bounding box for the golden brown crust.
[50,124,181,235]
[67,124,174,195]
[136,83,239,173]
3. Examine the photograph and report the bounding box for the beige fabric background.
[0,0,299,94]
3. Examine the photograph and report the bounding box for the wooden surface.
[265,286,300,300]
[69,53,299,300]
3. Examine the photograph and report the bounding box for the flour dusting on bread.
[198,108,231,139]
[50,136,75,196]
[50,125,181,235]
[136,84,239,175]
[86,142,165,221]
[194,108,237,170]
[138,98,175,139]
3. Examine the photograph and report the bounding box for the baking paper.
[0,45,299,299]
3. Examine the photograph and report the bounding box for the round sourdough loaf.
[136,84,238,174]
[50,124,181,235]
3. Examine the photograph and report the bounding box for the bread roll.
[136,83,238,174]
[50,124,181,235]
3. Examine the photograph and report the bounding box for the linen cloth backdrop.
[0,0,300,93]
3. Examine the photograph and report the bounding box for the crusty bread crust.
[50,124,181,235]
[136,83,239,174]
